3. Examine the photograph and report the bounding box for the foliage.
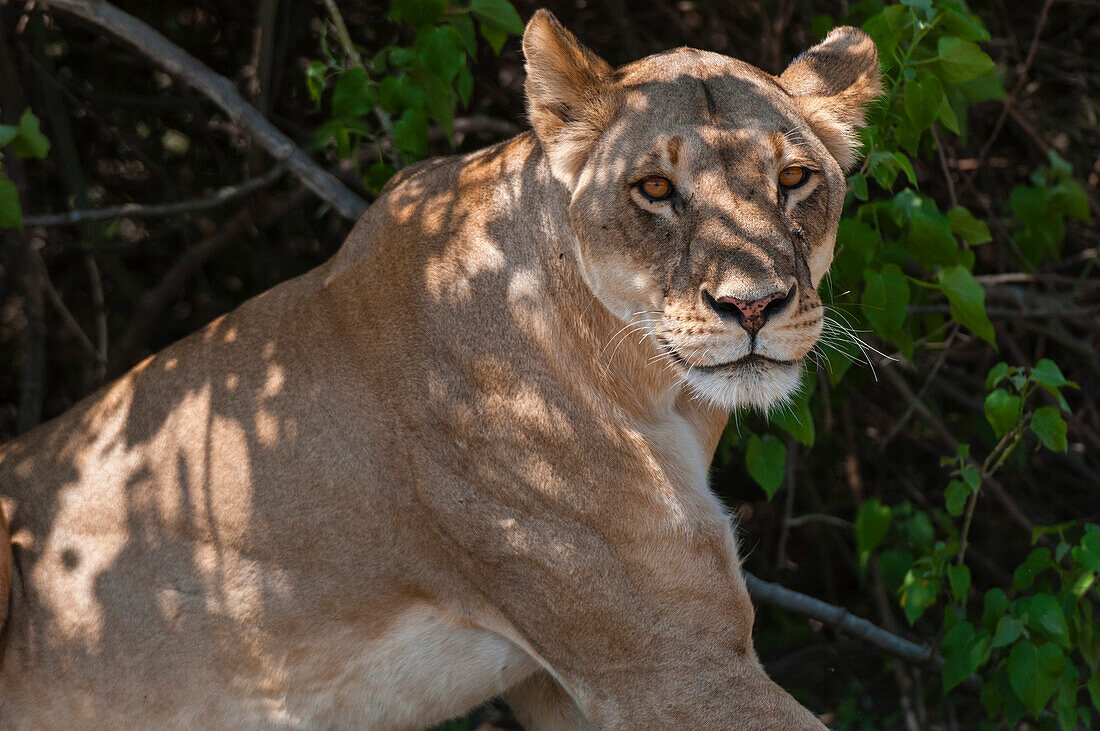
[307,0,524,193]
[728,0,1095,725]
[0,0,1093,728]
[0,108,51,230]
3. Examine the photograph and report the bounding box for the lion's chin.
[680,357,803,412]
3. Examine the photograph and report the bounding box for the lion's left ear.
[779,26,881,171]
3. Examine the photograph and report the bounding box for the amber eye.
[778,166,807,188]
[640,176,673,201]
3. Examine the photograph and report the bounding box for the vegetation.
[2,0,1097,727]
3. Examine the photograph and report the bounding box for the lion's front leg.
[503,669,593,731]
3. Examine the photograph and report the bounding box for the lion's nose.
[703,286,795,335]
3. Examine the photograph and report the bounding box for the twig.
[30,8,107,381]
[776,436,798,571]
[744,571,979,690]
[929,124,958,209]
[2,27,45,435]
[28,247,97,359]
[970,0,1056,176]
[320,0,362,67]
[879,327,959,449]
[107,187,311,374]
[22,164,287,227]
[43,0,368,220]
[784,513,853,529]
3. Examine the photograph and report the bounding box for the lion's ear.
[779,26,881,171]
[523,9,616,187]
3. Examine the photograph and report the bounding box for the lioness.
[0,10,879,728]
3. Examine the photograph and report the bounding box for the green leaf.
[942,621,989,692]
[944,479,969,516]
[393,107,430,157]
[363,161,397,194]
[470,0,525,35]
[456,65,474,107]
[332,120,350,159]
[1072,532,1100,573]
[904,76,943,131]
[332,67,377,119]
[955,69,1008,102]
[8,108,50,159]
[862,6,907,70]
[417,26,465,83]
[940,8,991,42]
[983,588,1010,630]
[849,172,868,201]
[1031,406,1068,452]
[305,61,327,106]
[947,564,970,602]
[1007,643,1040,717]
[947,206,991,245]
[1014,548,1053,591]
[939,265,996,346]
[937,37,996,83]
[856,499,892,567]
[745,434,787,499]
[892,152,917,187]
[0,177,23,230]
[985,362,1009,390]
[984,388,1021,438]
[907,200,959,267]
[861,264,909,342]
[449,14,478,56]
[1031,359,1068,389]
[1089,674,1100,712]
[478,23,508,54]
[390,0,448,28]
[937,95,961,135]
[769,396,814,447]
[0,123,19,146]
[1052,178,1090,221]
[1026,594,1070,647]
[900,569,937,624]
[1054,666,1080,730]
[992,615,1025,648]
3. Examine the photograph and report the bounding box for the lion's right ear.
[523,9,616,187]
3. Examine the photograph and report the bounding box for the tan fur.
[0,11,876,728]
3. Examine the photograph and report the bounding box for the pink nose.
[708,288,792,335]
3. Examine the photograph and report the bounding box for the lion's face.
[525,17,879,411]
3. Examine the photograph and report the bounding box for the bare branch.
[42,0,368,220]
[107,188,312,375]
[23,164,288,227]
[743,571,980,691]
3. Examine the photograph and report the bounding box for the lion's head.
[524,11,880,411]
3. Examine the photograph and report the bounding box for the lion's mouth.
[665,348,802,372]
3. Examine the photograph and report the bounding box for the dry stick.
[2,26,45,435]
[880,360,1036,534]
[970,0,1056,177]
[879,326,959,449]
[30,8,107,380]
[43,0,368,221]
[107,188,311,375]
[28,247,97,359]
[743,571,981,691]
[929,124,958,209]
[23,164,288,227]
